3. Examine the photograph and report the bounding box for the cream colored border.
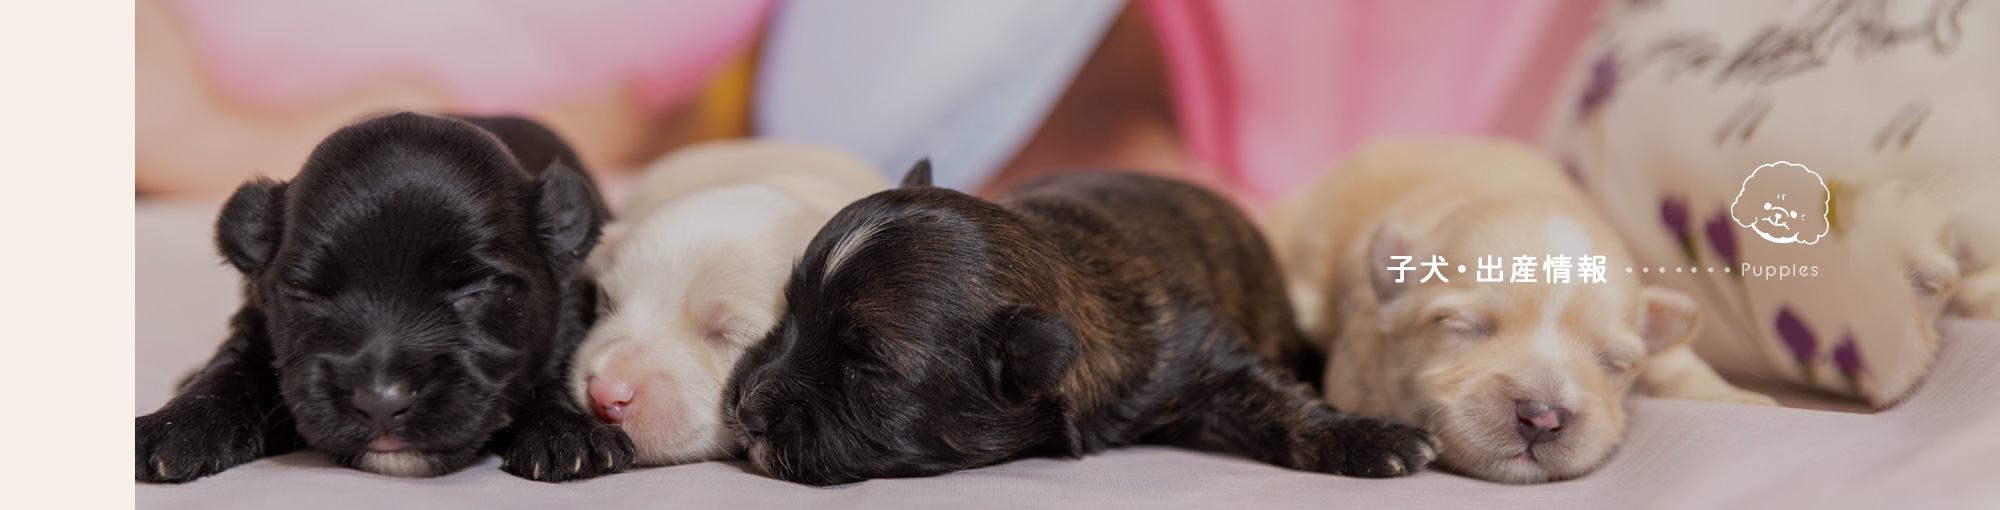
[0,2,136,509]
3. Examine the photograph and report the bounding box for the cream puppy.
[570,141,887,466]
[1267,140,1774,484]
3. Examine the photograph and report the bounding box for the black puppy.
[726,163,1441,486]
[136,112,634,483]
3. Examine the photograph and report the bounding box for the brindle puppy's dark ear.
[214,177,288,275]
[535,159,605,268]
[899,159,933,188]
[988,305,1079,401]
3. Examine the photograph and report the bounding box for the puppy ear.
[899,159,933,188]
[214,177,288,275]
[989,305,1079,401]
[536,160,607,267]
[1637,286,1700,354]
[1368,222,1413,302]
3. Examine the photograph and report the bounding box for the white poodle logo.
[1729,161,1829,245]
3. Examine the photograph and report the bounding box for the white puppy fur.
[569,141,887,466]
[1267,140,1775,484]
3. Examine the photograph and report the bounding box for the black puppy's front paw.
[499,410,635,482]
[1307,415,1441,478]
[136,404,265,483]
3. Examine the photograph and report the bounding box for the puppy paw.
[499,410,635,482]
[135,405,264,483]
[1310,416,1441,478]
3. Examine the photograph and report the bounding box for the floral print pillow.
[1541,0,2000,407]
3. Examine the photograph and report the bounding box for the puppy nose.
[353,385,414,432]
[1514,400,1570,445]
[588,376,634,424]
[736,406,770,440]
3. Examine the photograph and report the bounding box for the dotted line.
[1626,267,1729,273]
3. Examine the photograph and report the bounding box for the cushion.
[1539,0,2000,406]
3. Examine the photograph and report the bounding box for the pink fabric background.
[1145,0,1601,201]
[162,0,1602,199]
[164,0,770,114]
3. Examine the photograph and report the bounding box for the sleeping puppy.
[569,141,886,466]
[135,112,635,483]
[611,140,889,224]
[726,163,1442,486]
[1266,140,1775,484]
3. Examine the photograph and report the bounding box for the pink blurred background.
[137,0,1598,208]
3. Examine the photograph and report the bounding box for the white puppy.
[570,141,887,466]
[1267,140,1774,484]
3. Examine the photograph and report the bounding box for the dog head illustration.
[1730,161,1830,245]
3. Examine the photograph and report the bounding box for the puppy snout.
[736,404,771,440]
[353,384,415,433]
[1513,400,1570,445]
[588,376,634,424]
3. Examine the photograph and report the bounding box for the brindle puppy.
[135,112,634,483]
[726,163,1441,486]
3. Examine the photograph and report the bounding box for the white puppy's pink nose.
[1514,400,1570,445]
[589,376,635,424]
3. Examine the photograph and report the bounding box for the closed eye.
[282,284,320,300]
[450,290,485,312]
[842,359,891,390]
[836,323,877,351]
[1599,350,1638,374]
[840,345,893,378]
[1438,315,1478,332]
[703,312,754,350]
[448,278,508,312]
[834,324,897,376]
[1431,309,1492,337]
[272,279,328,303]
[704,328,735,350]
